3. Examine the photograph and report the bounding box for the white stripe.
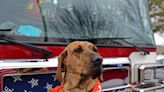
[0,57,129,69]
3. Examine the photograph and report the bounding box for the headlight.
[144,67,164,81]
[155,67,164,80]
[139,64,164,83]
[144,68,154,81]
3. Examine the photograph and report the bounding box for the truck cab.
[0,0,163,92]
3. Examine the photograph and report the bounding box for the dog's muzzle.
[91,53,103,79]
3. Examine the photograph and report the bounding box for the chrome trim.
[102,84,132,91]
[0,58,58,69]
[134,84,164,92]
[102,66,131,90]
[103,66,129,71]
[139,64,164,69]
[0,57,129,69]
[134,64,142,83]
[103,58,129,65]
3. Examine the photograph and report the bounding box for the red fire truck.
[0,0,164,92]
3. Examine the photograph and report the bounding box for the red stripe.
[0,45,156,59]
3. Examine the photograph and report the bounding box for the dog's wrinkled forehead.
[66,41,97,51]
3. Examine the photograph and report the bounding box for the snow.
[154,32,164,46]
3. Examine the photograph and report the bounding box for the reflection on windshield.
[44,0,155,47]
[0,0,44,37]
[0,0,155,47]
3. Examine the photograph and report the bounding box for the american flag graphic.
[2,72,60,92]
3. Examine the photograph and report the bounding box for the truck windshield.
[0,0,155,47]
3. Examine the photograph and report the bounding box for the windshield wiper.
[0,30,52,59]
[0,29,12,31]
[69,37,149,55]
[95,37,149,55]
[120,39,150,55]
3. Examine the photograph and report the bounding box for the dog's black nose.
[93,54,103,63]
[91,54,103,79]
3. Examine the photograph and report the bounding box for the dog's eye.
[93,48,97,52]
[74,47,82,53]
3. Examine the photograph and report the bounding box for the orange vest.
[49,80,102,92]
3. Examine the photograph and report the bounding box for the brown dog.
[56,41,103,92]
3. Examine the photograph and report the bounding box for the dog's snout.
[91,54,103,79]
[93,54,103,63]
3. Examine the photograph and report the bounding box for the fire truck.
[0,0,164,92]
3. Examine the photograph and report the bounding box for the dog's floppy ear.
[56,49,67,82]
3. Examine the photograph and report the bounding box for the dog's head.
[56,41,103,82]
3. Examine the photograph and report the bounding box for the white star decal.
[45,83,53,90]
[28,78,39,88]
[52,75,56,81]
[24,90,32,92]
[3,86,14,92]
[12,75,23,82]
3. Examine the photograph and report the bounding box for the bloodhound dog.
[56,41,103,92]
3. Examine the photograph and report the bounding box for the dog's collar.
[48,80,102,92]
